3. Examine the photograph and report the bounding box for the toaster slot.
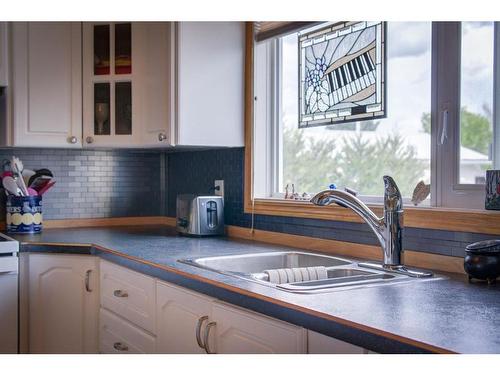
[206,200,218,229]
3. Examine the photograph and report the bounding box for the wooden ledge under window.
[244,197,500,235]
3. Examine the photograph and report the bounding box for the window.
[459,22,495,184]
[253,21,500,209]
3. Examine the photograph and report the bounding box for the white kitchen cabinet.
[0,22,8,86]
[100,260,156,333]
[4,21,244,149]
[82,22,173,148]
[28,253,99,354]
[156,281,214,353]
[139,22,175,147]
[83,21,243,149]
[173,22,244,147]
[156,280,306,354]
[209,302,307,354]
[10,22,82,148]
[308,330,367,354]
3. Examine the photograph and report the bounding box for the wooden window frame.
[243,22,500,236]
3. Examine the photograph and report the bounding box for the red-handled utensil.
[37,180,56,196]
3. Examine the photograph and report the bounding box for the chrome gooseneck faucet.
[310,176,432,278]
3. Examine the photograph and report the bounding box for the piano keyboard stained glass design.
[299,21,386,128]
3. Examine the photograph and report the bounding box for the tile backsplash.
[0,148,163,219]
[166,147,497,258]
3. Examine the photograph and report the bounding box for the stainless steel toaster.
[176,194,224,236]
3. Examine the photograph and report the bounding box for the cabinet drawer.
[100,308,156,354]
[100,260,156,333]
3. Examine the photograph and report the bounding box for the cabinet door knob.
[158,132,167,142]
[113,289,128,298]
[113,342,129,351]
[68,136,78,144]
[85,136,94,144]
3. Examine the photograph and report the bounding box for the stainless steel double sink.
[179,251,427,293]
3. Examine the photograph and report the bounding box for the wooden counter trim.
[242,21,500,236]
[23,240,453,353]
[0,216,172,231]
[226,225,466,275]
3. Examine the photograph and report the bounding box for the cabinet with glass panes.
[82,22,172,147]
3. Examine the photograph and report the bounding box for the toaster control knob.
[178,218,188,228]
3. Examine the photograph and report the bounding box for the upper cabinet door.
[175,22,244,147]
[83,22,173,148]
[139,22,174,147]
[11,22,82,148]
[0,22,8,86]
[82,23,142,148]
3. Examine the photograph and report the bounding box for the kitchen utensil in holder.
[6,195,43,234]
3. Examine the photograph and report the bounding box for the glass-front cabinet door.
[83,22,141,147]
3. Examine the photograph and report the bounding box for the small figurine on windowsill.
[284,184,311,201]
[284,183,297,199]
[411,180,431,206]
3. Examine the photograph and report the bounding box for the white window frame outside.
[434,22,500,209]
[253,21,500,209]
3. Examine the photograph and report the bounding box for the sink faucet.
[310,176,432,278]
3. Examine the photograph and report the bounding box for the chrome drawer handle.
[113,290,128,298]
[203,321,217,354]
[113,342,129,351]
[196,315,209,349]
[85,270,92,292]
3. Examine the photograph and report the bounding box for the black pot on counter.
[464,240,500,284]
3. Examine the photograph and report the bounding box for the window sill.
[244,197,500,235]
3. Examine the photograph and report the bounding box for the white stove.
[0,232,19,354]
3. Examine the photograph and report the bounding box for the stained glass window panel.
[299,22,386,128]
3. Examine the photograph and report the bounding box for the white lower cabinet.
[26,255,374,354]
[308,330,367,354]
[155,281,306,354]
[28,253,99,353]
[210,302,307,354]
[156,281,213,353]
[100,308,156,354]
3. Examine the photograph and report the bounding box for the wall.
[167,147,497,258]
[0,148,163,219]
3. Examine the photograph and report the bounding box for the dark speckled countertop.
[7,225,500,354]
